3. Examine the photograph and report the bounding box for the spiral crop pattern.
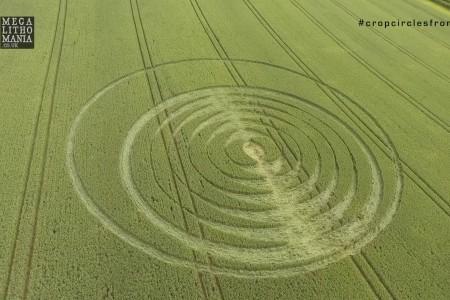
[68,60,401,277]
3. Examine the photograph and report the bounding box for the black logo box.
[1,16,34,49]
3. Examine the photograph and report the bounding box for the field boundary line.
[404,0,450,19]
[2,1,66,299]
[243,0,401,298]
[290,0,449,131]
[330,0,449,82]
[428,0,450,10]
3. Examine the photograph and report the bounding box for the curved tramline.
[67,59,402,277]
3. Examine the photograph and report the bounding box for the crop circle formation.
[67,59,402,277]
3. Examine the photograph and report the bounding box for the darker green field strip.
[2,1,67,299]
[430,0,450,9]
[405,0,450,16]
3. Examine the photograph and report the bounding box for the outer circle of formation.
[67,59,402,278]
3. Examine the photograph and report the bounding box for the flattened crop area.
[0,0,449,299]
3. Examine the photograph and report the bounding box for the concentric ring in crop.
[67,59,402,277]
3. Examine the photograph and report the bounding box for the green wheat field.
[0,0,449,299]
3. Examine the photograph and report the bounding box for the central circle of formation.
[68,61,401,277]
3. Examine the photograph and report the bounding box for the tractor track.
[2,0,67,299]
